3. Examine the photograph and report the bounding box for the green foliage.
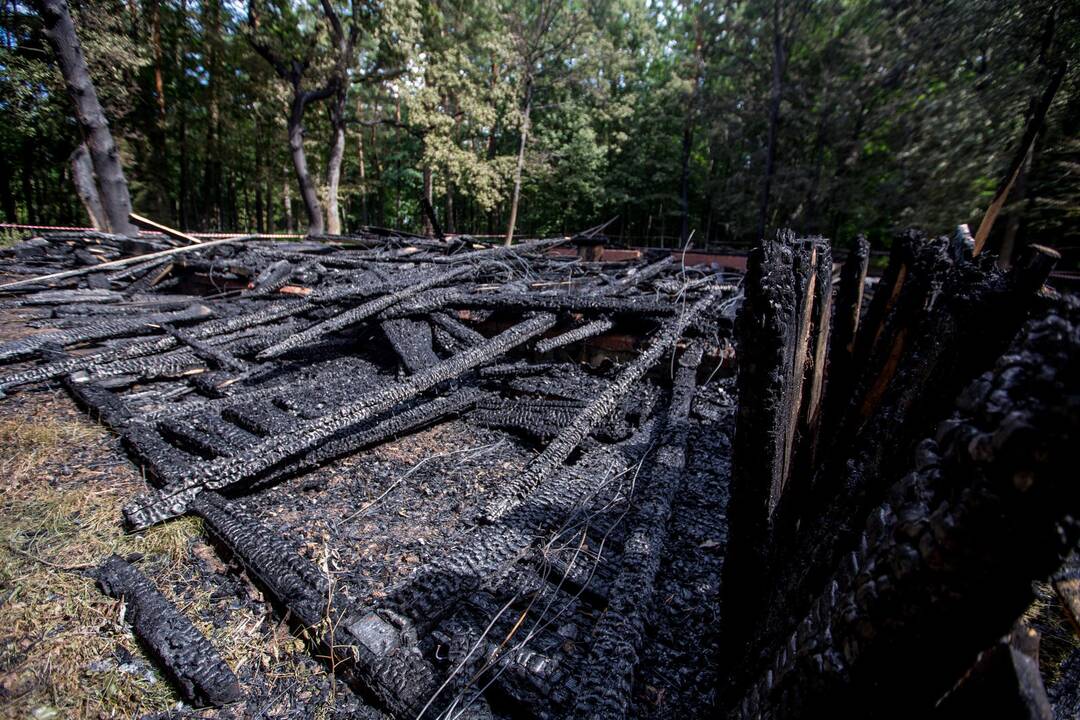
[0,0,1077,253]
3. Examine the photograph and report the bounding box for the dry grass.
[0,394,317,718]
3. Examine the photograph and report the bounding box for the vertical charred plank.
[720,236,798,665]
[822,236,869,442]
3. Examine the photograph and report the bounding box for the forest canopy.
[1,0,1078,249]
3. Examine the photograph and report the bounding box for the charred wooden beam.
[191,492,455,718]
[468,395,585,441]
[95,556,240,707]
[480,293,714,521]
[123,313,556,530]
[257,265,474,359]
[380,318,439,372]
[0,302,212,363]
[385,419,660,630]
[534,317,614,354]
[570,344,703,720]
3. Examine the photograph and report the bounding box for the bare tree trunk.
[33,0,136,235]
[421,163,434,237]
[357,103,369,226]
[324,91,346,235]
[69,143,106,229]
[283,171,293,231]
[505,78,532,246]
[678,113,693,243]
[288,93,325,235]
[203,0,221,229]
[0,160,15,221]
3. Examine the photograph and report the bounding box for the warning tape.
[0,223,305,239]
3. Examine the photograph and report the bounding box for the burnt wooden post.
[821,236,869,441]
[722,233,830,667]
[737,298,1080,718]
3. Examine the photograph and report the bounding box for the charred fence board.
[96,556,240,707]
[754,244,1060,667]
[736,299,1080,719]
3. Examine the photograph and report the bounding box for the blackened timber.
[384,288,676,319]
[162,324,249,373]
[822,236,869,441]
[96,556,240,707]
[758,245,1059,664]
[122,313,557,530]
[469,396,585,441]
[720,236,800,667]
[570,344,703,720]
[385,420,659,630]
[0,299,309,395]
[257,265,474,359]
[736,299,1080,719]
[615,255,673,287]
[429,236,568,264]
[253,388,483,487]
[0,302,212,363]
[380,318,439,372]
[481,293,713,521]
[431,312,485,346]
[535,317,614,353]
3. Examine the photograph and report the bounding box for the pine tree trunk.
[33,0,136,235]
[283,173,294,231]
[678,112,693,243]
[505,78,532,246]
[69,143,106,229]
[357,105,369,226]
[0,160,15,221]
[324,90,346,235]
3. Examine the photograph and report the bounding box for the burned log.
[95,555,240,707]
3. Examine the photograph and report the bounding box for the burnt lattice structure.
[1,225,1076,719]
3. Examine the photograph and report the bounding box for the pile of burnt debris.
[0,223,1077,719]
